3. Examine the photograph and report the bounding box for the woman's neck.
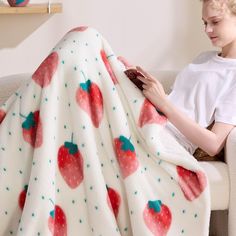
[220,42,236,59]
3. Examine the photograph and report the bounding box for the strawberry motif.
[68,26,88,33]
[18,185,28,210]
[58,137,84,189]
[100,49,118,84]
[143,200,172,236]
[176,166,207,201]
[48,204,67,236]
[21,110,43,148]
[0,109,6,124]
[138,99,167,128]
[32,52,59,88]
[114,135,139,178]
[76,79,103,128]
[106,185,121,219]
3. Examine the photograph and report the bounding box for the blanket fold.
[0,26,210,236]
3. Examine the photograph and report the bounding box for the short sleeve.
[214,84,236,125]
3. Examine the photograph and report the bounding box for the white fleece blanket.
[0,27,210,236]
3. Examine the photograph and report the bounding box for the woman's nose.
[205,24,213,33]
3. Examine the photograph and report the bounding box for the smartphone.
[124,68,145,91]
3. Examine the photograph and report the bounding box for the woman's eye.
[212,21,220,25]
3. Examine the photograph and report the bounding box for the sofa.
[0,71,235,236]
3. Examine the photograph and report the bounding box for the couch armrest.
[225,127,236,236]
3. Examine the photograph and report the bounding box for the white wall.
[0,0,213,77]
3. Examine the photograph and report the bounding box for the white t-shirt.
[165,51,236,154]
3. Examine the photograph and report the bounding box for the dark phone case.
[124,69,145,91]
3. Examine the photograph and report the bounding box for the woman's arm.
[136,66,235,156]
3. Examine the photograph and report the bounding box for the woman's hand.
[136,66,169,113]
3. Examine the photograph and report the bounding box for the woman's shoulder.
[191,50,217,64]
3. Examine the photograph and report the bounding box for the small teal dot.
[157,151,160,156]
[81,143,85,148]
[32,213,35,217]
[79,219,82,223]
[95,57,98,61]
[65,83,68,88]
[27,192,30,196]
[172,192,175,197]
[33,94,36,99]
[71,50,74,53]
[64,125,67,129]
[182,209,186,214]
[133,99,137,103]
[57,188,60,193]
[6,187,9,191]
[87,164,90,168]
[181,229,185,234]
[19,170,23,174]
[3,167,6,171]
[19,148,22,152]
[8,132,11,135]
[62,60,65,64]
[37,232,41,236]
[72,200,75,204]
[194,213,198,218]
[12,113,16,116]
[157,178,161,182]
[74,66,77,71]
[112,106,116,110]
[20,228,23,231]
[34,177,38,181]
[90,186,93,190]
[1,147,5,151]
[116,175,119,179]
[134,191,138,195]
[82,125,86,129]
[41,196,45,200]
[95,206,98,210]
[45,98,48,102]
[101,163,104,167]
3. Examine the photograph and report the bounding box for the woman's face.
[202,1,236,48]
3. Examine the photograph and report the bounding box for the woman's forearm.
[162,101,221,156]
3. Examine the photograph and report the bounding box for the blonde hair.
[201,0,236,15]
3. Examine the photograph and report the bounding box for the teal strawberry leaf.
[50,209,55,218]
[16,0,25,4]
[80,80,91,92]
[148,200,162,213]
[119,136,134,152]
[64,141,78,155]
[22,112,36,129]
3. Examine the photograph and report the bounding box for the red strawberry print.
[48,204,67,236]
[21,110,43,148]
[117,56,133,69]
[143,200,172,236]
[138,99,167,128]
[68,26,88,33]
[106,185,121,219]
[18,185,28,210]
[114,135,139,178]
[177,166,207,201]
[100,49,118,84]
[58,137,84,189]
[0,109,6,124]
[32,52,59,88]
[76,79,103,128]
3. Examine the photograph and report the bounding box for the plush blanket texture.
[0,27,210,236]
